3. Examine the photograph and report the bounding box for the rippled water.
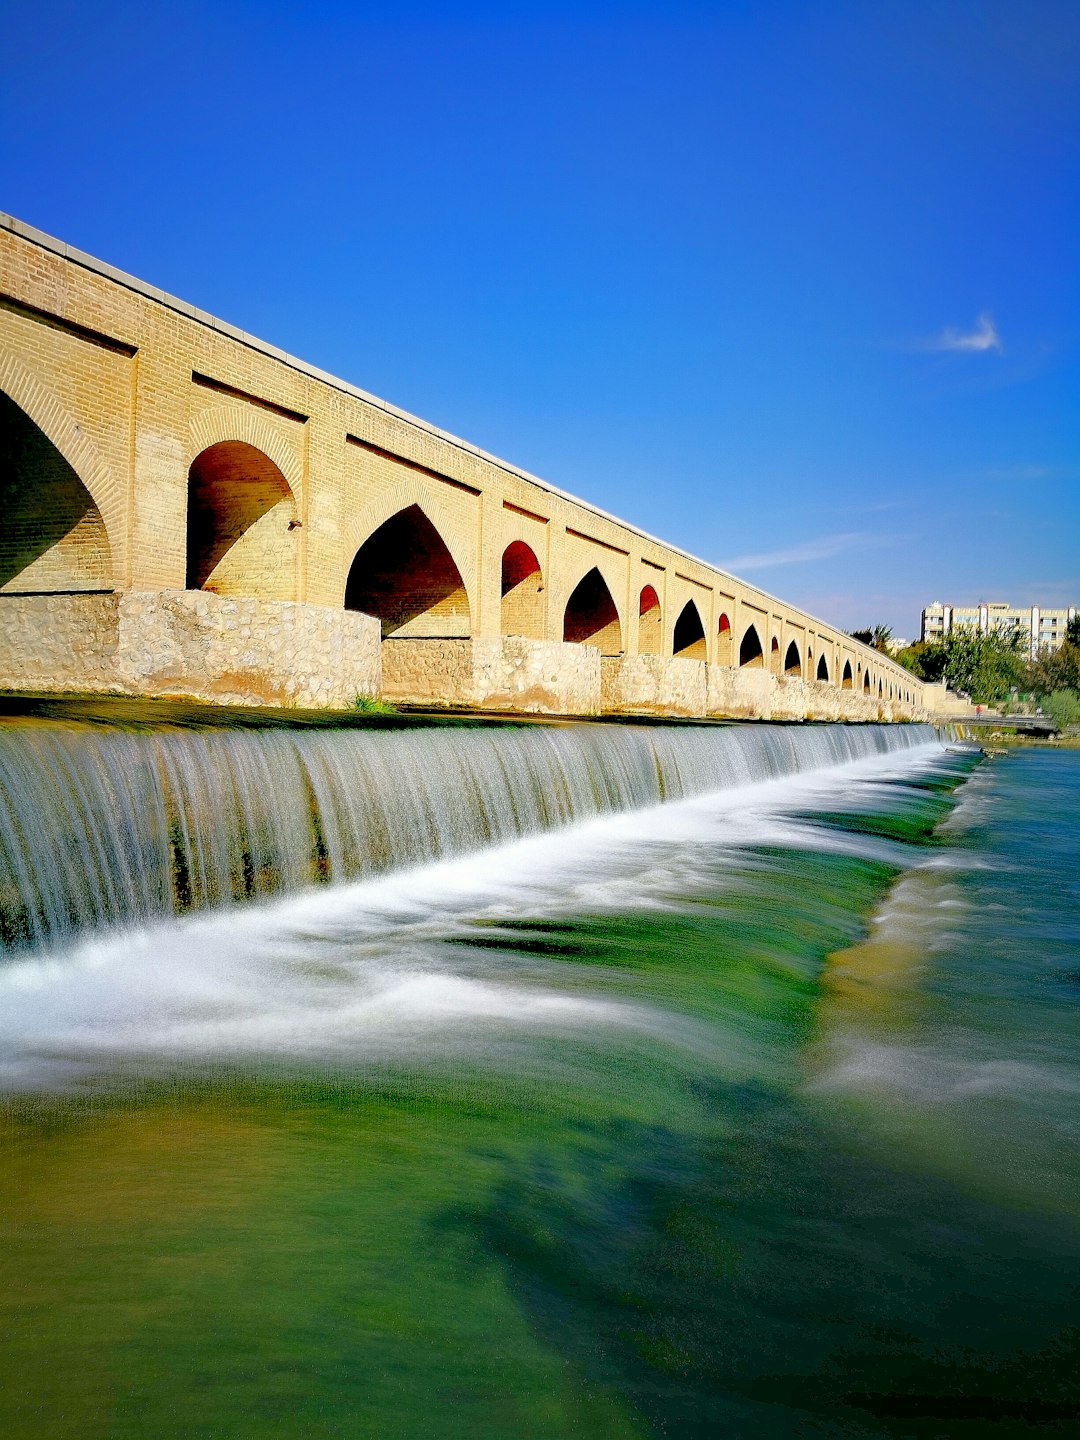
[2,734,1078,1437]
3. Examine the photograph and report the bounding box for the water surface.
[2,733,1078,1437]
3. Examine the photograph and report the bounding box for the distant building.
[921,602,1077,658]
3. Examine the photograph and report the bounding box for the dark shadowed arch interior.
[0,390,113,593]
[816,654,829,682]
[500,540,544,639]
[864,669,872,693]
[673,600,707,660]
[187,441,297,599]
[563,568,622,654]
[346,504,471,637]
[879,678,884,696]
[842,660,853,690]
[638,585,662,655]
[739,624,764,668]
[716,612,733,666]
[784,640,802,675]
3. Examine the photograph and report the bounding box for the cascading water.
[0,720,935,953]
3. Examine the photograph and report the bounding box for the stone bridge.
[0,213,948,721]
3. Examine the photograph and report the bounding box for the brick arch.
[188,404,304,498]
[673,598,708,660]
[556,552,626,648]
[563,566,623,654]
[340,476,478,619]
[500,539,544,639]
[0,350,124,577]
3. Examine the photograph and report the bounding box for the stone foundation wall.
[597,656,936,723]
[0,590,381,709]
[382,637,600,715]
[601,654,707,716]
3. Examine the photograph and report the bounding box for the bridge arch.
[769,636,781,674]
[345,503,472,637]
[186,441,299,598]
[816,654,829,682]
[638,585,662,655]
[500,540,544,639]
[0,354,121,592]
[563,567,622,654]
[673,599,707,660]
[341,475,477,619]
[0,387,115,593]
[739,623,764,668]
[783,640,802,676]
[841,660,853,690]
[716,612,733,666]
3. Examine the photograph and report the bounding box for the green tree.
[849,624,893,652]
[1043,689,1080,730]
[915,626,1026,703]
[1066,614,1080,646]
[1027,637,1080,696]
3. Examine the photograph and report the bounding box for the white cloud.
[720,532,870,572]
[932,313,1003,353]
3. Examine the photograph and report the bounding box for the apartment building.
[921,601,1077,657]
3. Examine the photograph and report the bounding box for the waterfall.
[0,720,936,953]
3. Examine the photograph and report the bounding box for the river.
[1,721,1077,1437]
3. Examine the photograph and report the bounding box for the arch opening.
[841,660,853,690]
[864,670,872,693]
[346,504,471,637]
[563,568,622,654]
[783,640,802,676]
[0,390,113,593]
[673,600,707,660]
[816,654,829,682]
[716,612,733,666]
[187,441,297,599]
[638,585,662,656]
[769,636,781,675]
[500,541,544,639]
[739,624,764,668]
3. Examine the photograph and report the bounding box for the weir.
[0,719,935,953]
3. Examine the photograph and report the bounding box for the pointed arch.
[864,669,872,693]
[501,540,544,639]
[841,660,853,690]
[716,612,733,666]
[563,567,622,654]
[0,353,122,590]
[769,635,781,675]
[345,504,471,637]
[816,654,829,682]
[189,403,303,498]
[0,389,114,593]
[673,599,707,660]
[739,624,764,668]
[783,640,802,676]
[187,441,298,598]
[638,584,662,656]
[340,475,478,621]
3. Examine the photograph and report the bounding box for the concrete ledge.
[0,591,381,709]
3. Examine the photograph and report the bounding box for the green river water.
[1,731,1078,1437]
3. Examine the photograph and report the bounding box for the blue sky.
[2,0,1077,636]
